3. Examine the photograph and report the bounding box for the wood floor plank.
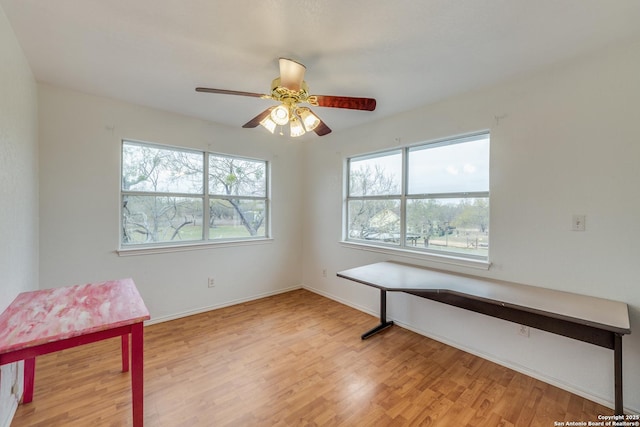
[11,289,613,426]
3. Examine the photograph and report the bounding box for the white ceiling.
[3,0,640,135]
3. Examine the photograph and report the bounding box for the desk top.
[0,278,150,354]
[337,262,630,334]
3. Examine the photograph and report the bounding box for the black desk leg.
[614,333,623,415]
[362,289,394,340]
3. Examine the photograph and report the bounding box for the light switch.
[572,214,586,231]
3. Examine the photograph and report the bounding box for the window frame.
[119,139,270,253]
[344,132,490,263]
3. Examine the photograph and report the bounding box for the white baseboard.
[0,399,17,427]
[302,283,638,415]
[145,284,303,326]
[0,362,21,427]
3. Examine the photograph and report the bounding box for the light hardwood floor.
[11,289,611,426]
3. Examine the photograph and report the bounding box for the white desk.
[337,261,630,414]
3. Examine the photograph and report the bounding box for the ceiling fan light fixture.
[297,108,320,131]
[259,116,277,134]
[197,57,375,138]
[289,117,306,137]
[270,105,290,126]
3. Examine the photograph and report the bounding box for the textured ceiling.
[3,0,640,136]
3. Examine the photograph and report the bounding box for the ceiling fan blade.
[196,87,267,98]
[313,119,332,136]
[242,107,274,128]
[279,58,306,91]
[313,95,376,111]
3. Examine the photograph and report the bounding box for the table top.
[0,278,150,354]
[337,261,630,334]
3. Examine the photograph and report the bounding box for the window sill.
[117,238,274,256]
[339,241,491,271]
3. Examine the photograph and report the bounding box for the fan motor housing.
[270,78,316,105]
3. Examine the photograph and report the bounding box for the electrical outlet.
[518,325,530,337]
[322,269,327,278]
[208,278,215,288]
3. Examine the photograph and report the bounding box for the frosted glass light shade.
[289,118,306,137]
[298,108,320,131]
[260,116,277,134]
[270,105,290,126]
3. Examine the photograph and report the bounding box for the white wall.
[38,85,304,322]
[302,38,640,412]
[0,4,38,426]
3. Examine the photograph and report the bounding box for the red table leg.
[121,334,129,372]
[23,357,35,403]
[131,323,144,427]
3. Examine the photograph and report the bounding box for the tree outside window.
[121,141,269,247]
[346,133,489,260]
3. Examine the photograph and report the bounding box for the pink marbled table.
[0,278,150,426]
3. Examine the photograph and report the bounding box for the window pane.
[122,142,203,194]
[347,199,401,244]
[406,198,489,256]
[349,151,402,196]
[408,135,489,194]
[209,199,266,239]
[122,195,203,244]
[209,155,266,197]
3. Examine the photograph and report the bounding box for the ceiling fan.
[196,58,376,137]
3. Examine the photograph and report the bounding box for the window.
[346,132,489,260]
[121,140,268,248]
[208,154,267,239]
